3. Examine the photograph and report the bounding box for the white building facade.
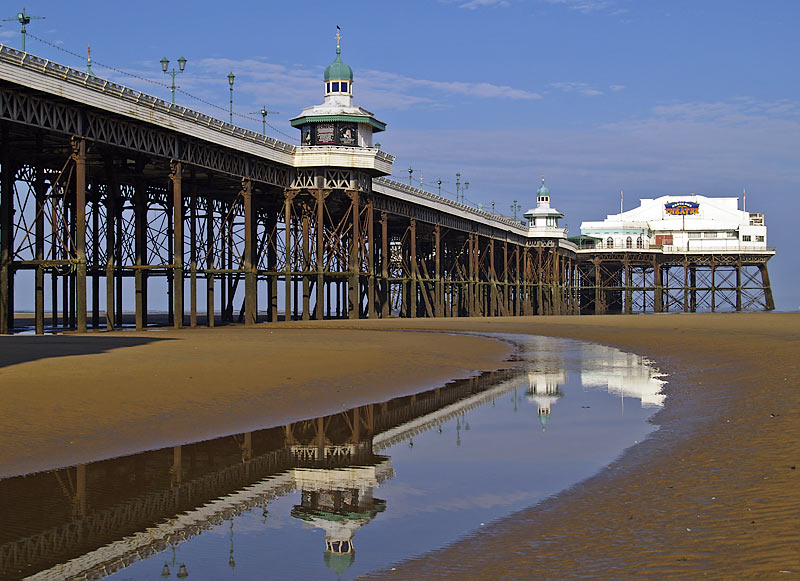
[580,195,768,253]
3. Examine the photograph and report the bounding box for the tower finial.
[541,173,545,185]
[87,44,94,77]
[336,25,341,54]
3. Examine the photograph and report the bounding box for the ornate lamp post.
[227,72,235,124]
[251,106,280,135]
[511,200,521,219]
[160,56,187,103]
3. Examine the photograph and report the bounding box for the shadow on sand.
[0,335,172,369]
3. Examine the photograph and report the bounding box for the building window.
[703,231,718,238]
[326,82,330,93]
[756,235,765,242]
[742,235,752,242]
[341,82,348,92]
[626,236,633,248]
[606,237,614,248]
[332,82,340,92]
[688,232,701,239]
[636,236,643,249]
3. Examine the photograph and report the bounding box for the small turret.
[524,175,567,239]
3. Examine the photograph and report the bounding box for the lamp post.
[408,167,413,186]
[3,9,45,52]
[227,72,235,124]
[455,173,461,203]
[464,181,470,203]
[511,200,521,220]
[250,106,280,135]
[160,56,187,103]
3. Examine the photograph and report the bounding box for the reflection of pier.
[580,344,666,408]
[1,369,514,579]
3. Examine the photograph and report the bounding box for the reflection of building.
[291,460,392,579]
[526,368,566,430]
[580,344,666,408]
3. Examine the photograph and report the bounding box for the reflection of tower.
[290,459,393,579]
[526,369,566,431]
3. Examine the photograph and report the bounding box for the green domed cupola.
[324,49,353,83]
[537,175,550,199]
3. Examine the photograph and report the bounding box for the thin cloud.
[610,84,625,91]
[459,0,512,9]
[550,81,603,96]
[544,0,620,14]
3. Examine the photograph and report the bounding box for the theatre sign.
[664,201,699,216]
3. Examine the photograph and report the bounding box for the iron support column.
[243,179,257,325]
[409,219,417,318]
[170,160,184,328]
[206,198,215,327]
[72,138,88,333]
[301,202,310,321]
[314,190,327,320]
[0,127,10,333]
[380,212,389,318]
[735,259,742,312]
[284,191,295,321]
[347,190,359,319]
[367,199,376,318]
[34,148,45,334]
[759,263,775,310]
[189,171,197,327]
[434,224,442,317]
[653,256,663,313]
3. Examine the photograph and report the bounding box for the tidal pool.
[1,335,666,580]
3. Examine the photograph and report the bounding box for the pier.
[0,43,775,334]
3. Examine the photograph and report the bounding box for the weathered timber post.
[170,160,184,328]
[367,199,376,318]
[242,179,257,326]
[72,138,88,333]
[34,147,45,334]
[380,211,389,318]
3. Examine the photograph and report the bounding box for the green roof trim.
[291,114,386,132]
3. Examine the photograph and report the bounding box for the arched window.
[606,237,614,248]
[626,236,633,249]
[636,236,643,249]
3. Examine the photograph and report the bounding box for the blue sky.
[4,1,799,308]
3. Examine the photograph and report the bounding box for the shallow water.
[0,334,665,580]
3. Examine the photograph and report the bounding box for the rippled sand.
[2,312,798,577]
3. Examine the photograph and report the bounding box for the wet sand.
[0,326,513,477]
[2,313,799,576]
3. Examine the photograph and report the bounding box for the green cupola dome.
[325,27,353,83]
[537,175,550,198]
[324,49,353,82]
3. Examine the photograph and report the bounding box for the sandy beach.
[1,312,799,577]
